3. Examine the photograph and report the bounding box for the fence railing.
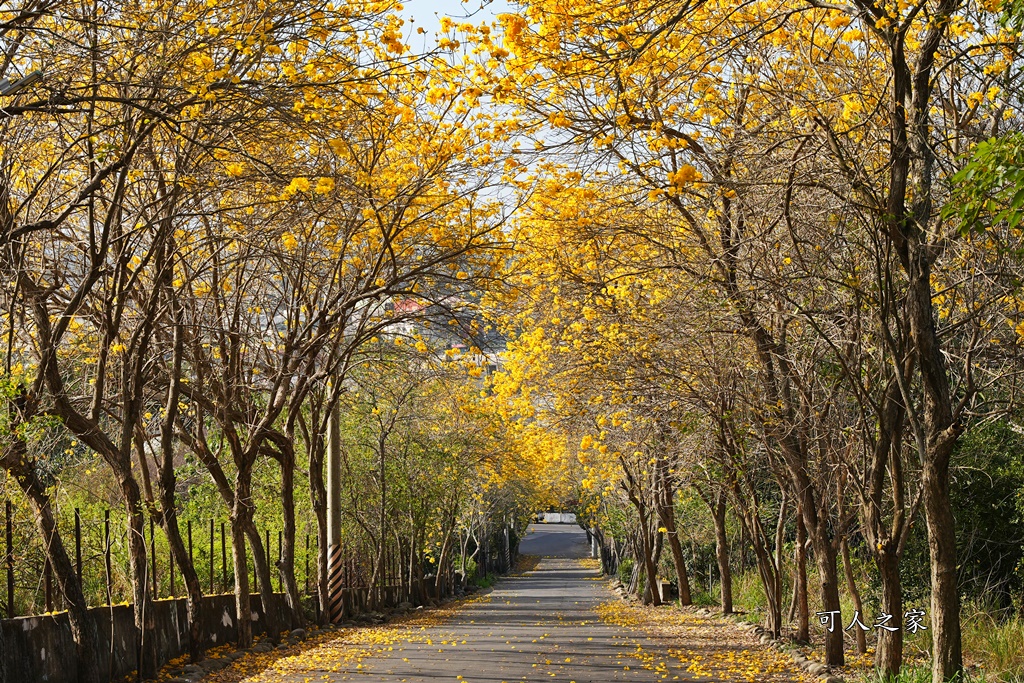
[3,500,516,621]
[2,501,323,618]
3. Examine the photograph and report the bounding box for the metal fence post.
[150,517,158,599]
[220,522,227,591]
[74,509,82,584]
[44,556,52,612]
[209,518,214,595]
[104,510,111,605]
[6,500,14,617]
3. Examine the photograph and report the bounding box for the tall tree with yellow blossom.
[490,0,1024,677]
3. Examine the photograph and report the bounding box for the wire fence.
[2,500,323,618]
[3,498,515,620]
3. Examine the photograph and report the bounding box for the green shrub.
[618,557,634,586]
[691,588,719,608]
[732,568,767,617]
[473,572,498,588]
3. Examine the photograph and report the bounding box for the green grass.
[697,568,1024,683]
[963,610,1024,682]
[855,664,935,683]
[690,588,720,608]
[472,572,498,588]
[854,665,992,683]
[730,568,767,625]
[856,664,933,683]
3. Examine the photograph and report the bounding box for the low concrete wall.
[1,593,291,683]
[540,512,577,524]
[0,582,434,683]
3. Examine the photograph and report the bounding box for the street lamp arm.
[0,69,43,96]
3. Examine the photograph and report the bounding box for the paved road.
[517,523,592,557]
[266,524,681,683]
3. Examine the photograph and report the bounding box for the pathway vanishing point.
[202,524,809,683]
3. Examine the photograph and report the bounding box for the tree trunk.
[746,516,782,637]
[774,493,787,609]
[303,418,330,624]
[711,493,732,614]
[923,454,962,683]
[663,528,690,606]
[314,498,329,622]
[157,472,205,662]
[229,509,252,648]
[794,506,809,643]
[875,549,903,677]
[38,347,158,676]
[739,523,748,572]
[434,502,460,598]
[416,547,427,604]
[899,234,964,682]
[903,238,964,682]
[464,534,480,590]
[887,6,965,675]
[154,312,205,661]
[241,512,280,642]
[655,454,691,605]
[730,479,781,637]
[120,474,158,679]
[841,534,866,655]
[641,530,661,606]
[806,511,843,667]
[622,463,660,606]
[5,459,101,683]
[434,528,454,599]
[459,530,469,590]
[784,464,843,667]
[276,442,302,626]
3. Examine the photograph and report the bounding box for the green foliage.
[473,572,498,589]
[617,557,634,586]
[2,430,319,609]
[690,588,719,608]
[1002,0,1024,30]
[945,133,1024,235]
[951,421,1024,610]
[731,568,767,624]
[457,555,478,579]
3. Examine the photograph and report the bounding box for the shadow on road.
[518,522,590,558]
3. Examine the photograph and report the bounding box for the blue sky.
[401,0,513,41]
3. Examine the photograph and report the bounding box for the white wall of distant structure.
[538,512,577,524]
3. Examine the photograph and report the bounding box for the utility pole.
[326,393,344,623]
